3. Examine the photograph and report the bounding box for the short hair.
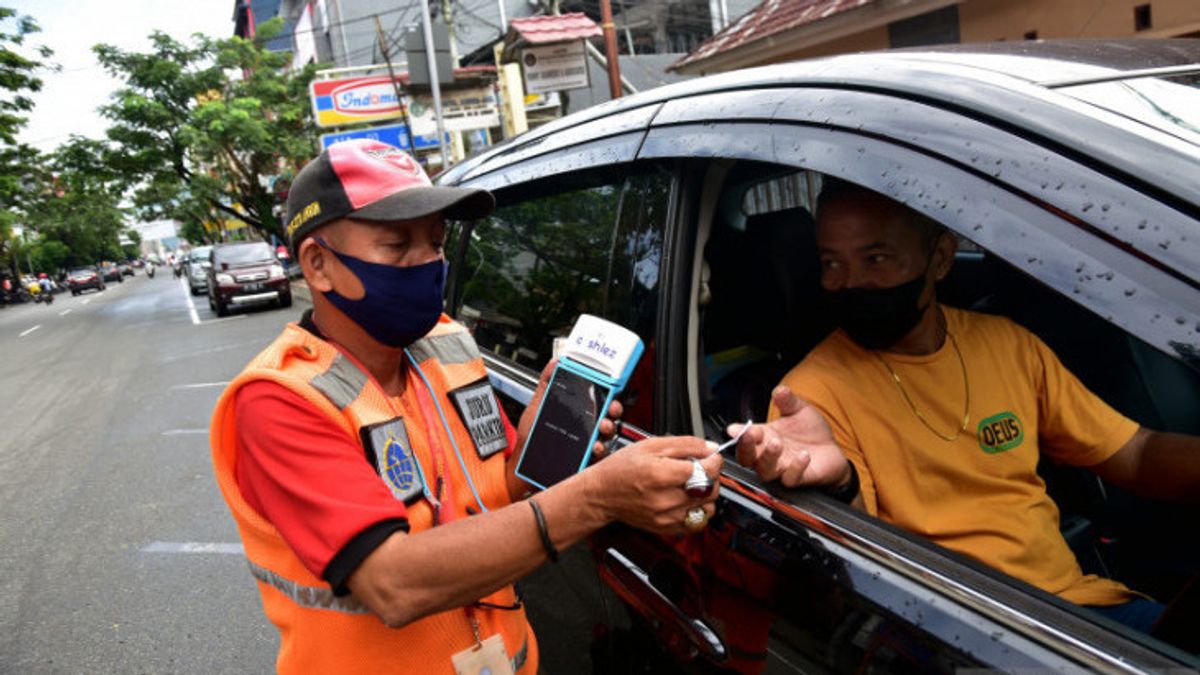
[815,177,947,254]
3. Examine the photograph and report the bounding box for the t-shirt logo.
[977,411,1024,454]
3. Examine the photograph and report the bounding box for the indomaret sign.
[310,76,499,132]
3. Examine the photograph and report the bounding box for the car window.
[695,158,1200,664]
[452,168,671,431]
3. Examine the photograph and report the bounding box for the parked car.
[119,262,134,276]
[205,241,292,317]
[186,245,214,295]
[99,264,123,284]
[66,266,105,295]
[436,40,1200,673]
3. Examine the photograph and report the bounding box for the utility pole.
[599,0,623,99]
[418,0,451,169]
[374,15,419,153]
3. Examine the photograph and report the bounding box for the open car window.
[690,158,1200,663]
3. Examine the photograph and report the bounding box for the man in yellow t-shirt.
[731,181,1200,632]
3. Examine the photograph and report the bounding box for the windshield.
[190,246,213,262]
[218,243,275,265]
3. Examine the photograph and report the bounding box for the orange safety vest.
[210,315,537,674]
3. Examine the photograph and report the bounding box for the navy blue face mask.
[315,237,446,348]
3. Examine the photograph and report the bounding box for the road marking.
[172,382,230,390]
[19,325,40,337]
[59,308,72,316]
[201,315,247,325]
[141,541,244,555]
[181,278,200,325]
[82,298,91,305]
[161,429,209,436]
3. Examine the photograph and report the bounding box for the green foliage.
[0,6,51,274]
[96,18,320,243]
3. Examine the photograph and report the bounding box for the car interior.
[691,161,1200,652]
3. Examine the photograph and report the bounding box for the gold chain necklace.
[874,330,970,441]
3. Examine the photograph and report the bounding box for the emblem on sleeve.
[363,417,425,503]
[449,380,509,459]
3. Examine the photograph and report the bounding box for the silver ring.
[683,506,708,532]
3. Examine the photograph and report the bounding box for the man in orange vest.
[210,139,721,674]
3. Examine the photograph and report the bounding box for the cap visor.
[349,186,495,223]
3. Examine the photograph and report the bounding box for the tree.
[96,19,320,244]
[20,136,129,267]
[0,6,52,277]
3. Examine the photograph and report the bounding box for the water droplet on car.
[1138,220,1148,230]
[1101,203,1111,212]
[1159,240,1171,250]
[1124,288,1136,297]
[1082,202,1094,212]
[1177,316,1187,326]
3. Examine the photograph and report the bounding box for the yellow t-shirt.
[772,305,1139,606]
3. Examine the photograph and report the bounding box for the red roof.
[509,13,602,44]
[672,0,872,71]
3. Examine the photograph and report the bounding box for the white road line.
[82,298,91,305]
[171,382,230,390]
[141,541,244,555]
[161,429,209,436]
[59,308,72,316]
[19,325,40,337]
[200,315,247,325]
[182,278,200,325]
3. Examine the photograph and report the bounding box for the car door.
[628,76,1199,672]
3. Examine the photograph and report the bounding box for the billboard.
[319,123,448,151]
[310,76,500,132]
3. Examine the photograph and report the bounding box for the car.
[205,241,292,317]
[99,264,123,284]
[436,40,1200,673]
[119,262,135,276]
[186,245,214,295]
[66,266,105,295]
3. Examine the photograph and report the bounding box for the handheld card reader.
[515,314,643,491]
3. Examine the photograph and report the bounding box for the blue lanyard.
[405,349,489,515]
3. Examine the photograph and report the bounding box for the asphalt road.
[0,272,291,673]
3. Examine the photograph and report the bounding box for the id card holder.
[451,634,514,675]
[515,314,643,491]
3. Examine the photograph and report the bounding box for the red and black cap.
[284,139,494,251]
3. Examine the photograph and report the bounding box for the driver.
[733,179,1200,632]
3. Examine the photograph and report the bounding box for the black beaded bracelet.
[825,462,861,504]
[528,499,559,562]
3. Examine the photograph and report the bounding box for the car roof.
[441,39,1199,206]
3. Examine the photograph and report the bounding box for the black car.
[205,241,292,317]
[66,266,106,295]
[437,41,1200,673]
[99,264,123,283]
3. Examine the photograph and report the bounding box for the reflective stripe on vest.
[249,560,370,614]
[310,353,369,410]
[408,330,481,366]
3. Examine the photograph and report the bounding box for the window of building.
[1135,4,1152,31]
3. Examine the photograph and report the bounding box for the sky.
[9,0,237,151]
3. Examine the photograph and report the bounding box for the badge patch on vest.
[449,380,508,459]
[362,417,426,503]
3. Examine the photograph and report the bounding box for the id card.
[451,634,514,675]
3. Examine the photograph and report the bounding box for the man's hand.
[581,436,722,535]
[730,386,850,489]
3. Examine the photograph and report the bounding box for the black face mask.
[825,272,930,351]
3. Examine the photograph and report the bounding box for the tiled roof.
[672,0,872,71]
[509,13,603,44]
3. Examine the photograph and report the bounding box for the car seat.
[701,206,834,427]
